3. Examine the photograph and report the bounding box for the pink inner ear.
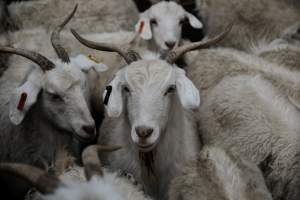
[17,92,27,111]
[138,21,145,34]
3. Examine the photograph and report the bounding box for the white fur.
[42,167,151,200]
[135,1,202,51]
[169,146,272,200]
[100,60,201,199]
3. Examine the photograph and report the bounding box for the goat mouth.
[136,143,155,152]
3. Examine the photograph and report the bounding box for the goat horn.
[165,22,233,64]
[71,29,141,64]
[0,47,55,71]
[0,163,61,194]
[51,4,78,63]
[81,145,122,181]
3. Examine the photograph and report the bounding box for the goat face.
[9,61,96,140]
[135,1,203,51]
[103,60,200,152]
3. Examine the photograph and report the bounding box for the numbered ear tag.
[17,92,27,111]
[138,21,145,34]
[103,86,113,105]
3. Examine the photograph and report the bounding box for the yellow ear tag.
[87,54,100,63]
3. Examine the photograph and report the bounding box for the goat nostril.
[82,125,95,136]
[165,41,176,49]
[135,126,154,138]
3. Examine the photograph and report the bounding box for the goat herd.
[0,0,300,200]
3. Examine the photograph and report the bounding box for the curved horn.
[71,29,141,64]
[51,4,78,63]
[0,163,61,194]
[165,23,233,64]
[81,145,122,180]
[0,47,55,71]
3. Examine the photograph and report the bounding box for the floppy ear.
[9,81,42,125]
[186,13,203,29]
[135,17,152,40]
[102,73,124,118]
[175,70,200,110]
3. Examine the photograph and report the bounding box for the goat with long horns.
[0,4,107,199]
[70,22,232,199]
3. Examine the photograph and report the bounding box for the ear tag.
[87,54,100,64]
[103,86,112,105]
[138,21,145,34]
[17,92,27,111]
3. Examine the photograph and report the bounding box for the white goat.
[0,145,152,200]
[0,5,106,199]
[184,45,300,200]
[69,28,230,199]
[169,146,273,200]
[135,1,203,52]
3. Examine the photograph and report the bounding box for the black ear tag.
[103,85,112,105]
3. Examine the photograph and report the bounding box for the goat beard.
[139,151,155,176]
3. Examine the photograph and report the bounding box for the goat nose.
[82,125,95,136]
[135,126,153,139]
[165,41,176,49]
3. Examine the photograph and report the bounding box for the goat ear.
[176,70,200,110]
[186,13,203,29]
[9,81,41,125]
[135,17,152,40]
[102,74,124,118]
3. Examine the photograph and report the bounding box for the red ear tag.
[17,92,27,111]
[138,21,145,34]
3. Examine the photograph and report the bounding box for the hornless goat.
[184,43,300,200]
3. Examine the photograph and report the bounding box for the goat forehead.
[45,64,83,92]
[126,61,174,90]
[151,2,185,19]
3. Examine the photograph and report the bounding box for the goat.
[70,26,229,199]
[184,44,300,200]
[0,5,105,199]
[169,146,273,200]
[196,0,300,51]
[134,1,203,53]
[0,145,152,200]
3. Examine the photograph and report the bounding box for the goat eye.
[124,86,130,93]
[164,85,176,96]
[48,92,64,102]
[150,19,157,26]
